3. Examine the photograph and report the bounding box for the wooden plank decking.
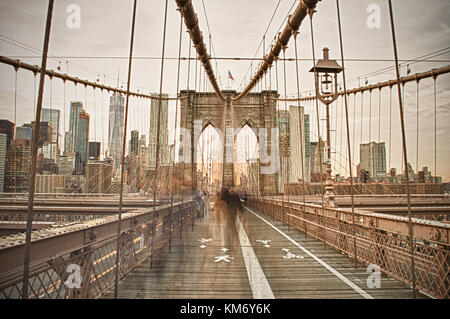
[102,199,427,299]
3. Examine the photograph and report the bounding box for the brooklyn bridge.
[0,0,448,301]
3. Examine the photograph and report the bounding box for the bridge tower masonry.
[178,89,279,195]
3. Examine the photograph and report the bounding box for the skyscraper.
[278,109,290,192]
[42,108,60,147]
[130,130,139,156]
[108,93,125,174]
[64,102,89,175]
[65,101,83,153]
[15,126,32,140]
[310,138,326,182]
[360,142,386,181]
[288,105,309,183]
[23,122,53,147]
[4,139,32,192]
[0,120,15,149]
[149,93,169,167]
[75,110,89,175]
[88,141,101,160]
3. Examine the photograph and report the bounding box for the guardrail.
[247,198,449,299]
[0,200,197,299]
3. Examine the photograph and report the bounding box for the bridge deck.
[102,199,426,299]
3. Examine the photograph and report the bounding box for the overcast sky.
[0,0,449,181]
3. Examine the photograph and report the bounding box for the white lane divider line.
[235,213,275,299]
[244,206,374,299]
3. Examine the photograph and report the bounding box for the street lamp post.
[310,48,343,207]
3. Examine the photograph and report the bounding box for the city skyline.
[0,1,449,181]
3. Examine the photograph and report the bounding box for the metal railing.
[0,200,197,299]
[247,198,449,299]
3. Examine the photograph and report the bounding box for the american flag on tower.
[228,70,234,81]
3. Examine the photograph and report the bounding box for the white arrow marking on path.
[214,255,233,263]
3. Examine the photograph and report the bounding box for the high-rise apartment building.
[4,139,32,192]
[75,110,89,175]
[88,141,101,160]
[130,130,139,156]
[86,160,113,193]
[0,120,15,148]
[288,105,309,183]
[108,93,125,174]
[65,101,83,153]
[42,108,60,147]
[359,142,386,181]
[149,93,169,167]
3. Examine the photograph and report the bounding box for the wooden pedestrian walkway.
[102,199,427,299]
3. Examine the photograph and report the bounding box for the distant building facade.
[108,93,125,175]
[4,139,32,192]
[360,142,386,181]
[149,93,169,167]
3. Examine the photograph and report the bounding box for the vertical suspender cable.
[151,0,169,264]
[182,37,192,195]
[14,68,18,130]
[339,95,343,177]
[114,0,137,299]
[22,0,54,299]
[293,32,307,232]
[63,79,66,147]
[33,72,37,120]
[433,74,437,179]
[352,93,355,175]
[282,47,288,207]
[368,89,372,143]
[169,13,184,251]
[93,87,97,141]
[309,9,325,210]
[192,51,198,190]
[309,9,326,246]
[336,0,357,268]
[378,86,381,143]
[388,85,392,171]
[415,78,419,173]
[387,0,416,299]
[334,96,338,176]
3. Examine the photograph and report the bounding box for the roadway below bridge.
[103,198,425,299]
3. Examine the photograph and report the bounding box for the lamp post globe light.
[309,47,343,207]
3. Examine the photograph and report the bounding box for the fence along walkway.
[103,198,424,299]
[248,198,449,299]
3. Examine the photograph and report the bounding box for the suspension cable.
[14,67,18,129]
[368,89,372,143]
[308,8,325,245]
[336,0,357,267]
[378,86,381,143]
[169,12,184,250]
[0,56,183,101]
[415,78,419,173]
[114,0,138,299]
[388,84,392,171]
[273,65,450,102]
[151,0,170,268]
[293,31,307,228]
[22,0,54,300]
[387,0,416,299]
[433,74,437,179]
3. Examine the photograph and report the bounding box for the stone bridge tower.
[178,90,279,195]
